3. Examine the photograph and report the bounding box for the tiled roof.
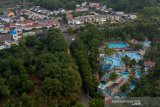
[144,60,156,67]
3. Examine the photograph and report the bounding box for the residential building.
[144,60,156,68]
[89,3,100,9]
[0,24,5,33]
[69,15,122,26]
[5,40,18,48]
[10,30,18,41]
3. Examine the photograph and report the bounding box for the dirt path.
[80,90,89,107]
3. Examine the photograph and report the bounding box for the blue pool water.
[122,72,129,78]
[105,73,110,79]
[135,69,141,79]
[123,52,142,60]
[102,64,112,71]
[108,42,128,49]
[116,71,129,78]
[107,57,123,67]
[120,93,126,97]
[129,83,135,90]
[143,41,151,47]
[114,51,142,61]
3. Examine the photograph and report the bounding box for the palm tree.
[121,55,131,66]
[130,68,136,76]
[109,72,118,80]
[128,75,135,83]
[120,82,129,92]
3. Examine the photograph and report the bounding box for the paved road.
[60,25,75,45]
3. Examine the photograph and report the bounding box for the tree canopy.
[0,28,82,106]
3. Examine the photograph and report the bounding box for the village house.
[0,45,5,50]
[144,59,156,72]
[75,7,89,12]
[112,11,137,21]
[23,31,36,37]
[75,2,89,13]
[0,24,5,33]
[17,20,35,28]
[69,14,122,26]
[0,34,11,45]
[10,30,19,41]
[22,10,48,21]
[5,40,18,48]
[30,6,53,16]
[7,11,15,17]
[130,39,139,44]
[81,2,87,7]
[89,3,100,9]
[4,27,10,34]
[66,10,74,25]
[129,14,137,20]
[144,60,156,68]
[100,5,113,13]
[0,16,11,23]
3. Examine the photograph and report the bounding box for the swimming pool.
[108,42,129,49]
[105,73,110,79]
[122,72,129,78]
[107,57,123,67]
[123,51,142,60]
[143,41,151,47]
[114,51,142,61]
[120,93,126,97]
[102,64,112,71]
[116,71,129,78]
[135,69,141,79]
[129,83,135,90]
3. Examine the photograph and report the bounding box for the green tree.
[42,77,62,98]
[121,55,131,66]
[89,99,104,107]
[74,102,84,107]
[109,72,118,80]
[105,48,115,56]
[133,44,143,50]
[130,59,136,66]
[21,80,34,93]
[120,82,129,92]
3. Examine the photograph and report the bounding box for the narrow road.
[60,24,89,106]
[80,90,89,107]
[62,32,74,46]
[59,23,75,45]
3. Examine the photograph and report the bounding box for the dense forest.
[32,0,160,11]
[1,0,159,12]
[0,28,83,107]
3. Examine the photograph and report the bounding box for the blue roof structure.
[10,30,17,35]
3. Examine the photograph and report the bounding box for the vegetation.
[109,72,118,80]
[89,98,104,107]
[32,0,160,13]
[121,55,131,66]
[0,28,82,106]
[120,82,129,92]
[106,0,159,12]
[105,48,115,56]
[1,0,160,105]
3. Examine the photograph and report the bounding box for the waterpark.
[97,41,148,100]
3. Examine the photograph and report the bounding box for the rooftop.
[144,60,156,67]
